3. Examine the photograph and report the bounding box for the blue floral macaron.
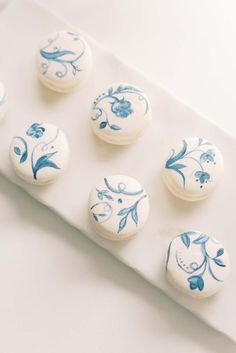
[163,137,224,201]
[36,30,93,93]
[90,83,152,145]
[166,231,230,298]
[88,174,150,240]
[10,122,70,185]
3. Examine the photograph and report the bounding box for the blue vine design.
[13,123,60,180]
[166,232,226,292]
[90,177,147,234]
[165,138,216,188]
[91,85,149,131]
[40,32,85,78]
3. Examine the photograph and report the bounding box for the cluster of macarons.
[0,30,230,299]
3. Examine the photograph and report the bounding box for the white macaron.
[166,231,230,298]
[36,30,92,93]
[88,175,149,240]
[163,137,224,201]
[90,83,152,145]
[10,122,69,185]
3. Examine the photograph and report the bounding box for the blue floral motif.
[26,123,45,139]
[40,32,85,78]
[13,123,60,180]
[90,177,147,234]
[194,171,210,188]
[91,85,149,131]
[166,232,226,292]
[111,98,133,118]
[165,138,215,188]
[200,149,216,164]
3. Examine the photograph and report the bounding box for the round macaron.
[0,81,8,120]
[163,137,224,201]
[166,231,230,298]
[88,175,149,240]
[10,122,69,185]
[90,83,152,145]
[36,30,92,93]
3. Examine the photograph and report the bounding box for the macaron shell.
[88,175,150,240]
[0,82,8,120]
[166,231,230,298]
[36,31,92,92]
[163,137,224,201]
[90,83,152,145]
[10,122,69,185]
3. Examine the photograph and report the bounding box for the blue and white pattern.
[13,122,60,180]
[39,31,85,79]
[165,138,217,189]
[166,232,230,297]
[89,176,149,239]
[11,122,69,184]
[91,84,149,131]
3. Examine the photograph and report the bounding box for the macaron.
[166,231,230,298]
[163,137,224,201]
[0,81,8,120]
[90,83,152,145]
[36,30,92,93]
[88,175,149,240]
[10,122,69,185]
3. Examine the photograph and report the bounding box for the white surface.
[0,0,235,352]
[0,175,235,353]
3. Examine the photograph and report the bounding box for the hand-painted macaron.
[36,30,92,93]
[0,81,8,120]
[88,175,149,240]
[90,83,152,145]
[166,231,230,298]
[163,137,224,201]
[10,122,69,185]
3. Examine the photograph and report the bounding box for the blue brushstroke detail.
[91,84,149,131]
[167,232,226,292]
[91,177,147,234]
[40,32,85,78]
[13,124,61,180]
[165,138,215,188]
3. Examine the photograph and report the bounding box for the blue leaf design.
[188,275,204,291]
[118,207,131,216]
[181,233,190,248]
[99,121,107,129]
[166,140,187,166]
[33,152,60,180]
[216,248,224,257]
[118,217,127,233]
[14,147,21,155]
[170,163,186,170]
[20,150,28,164]
[110,124,121,131]
[104,194,113,200]
[193,234,209,244]
[108,87,113,95]
[213,258,225,267]
[169,166,186,186]
[131,207,138,225]
[92,213,98,222]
